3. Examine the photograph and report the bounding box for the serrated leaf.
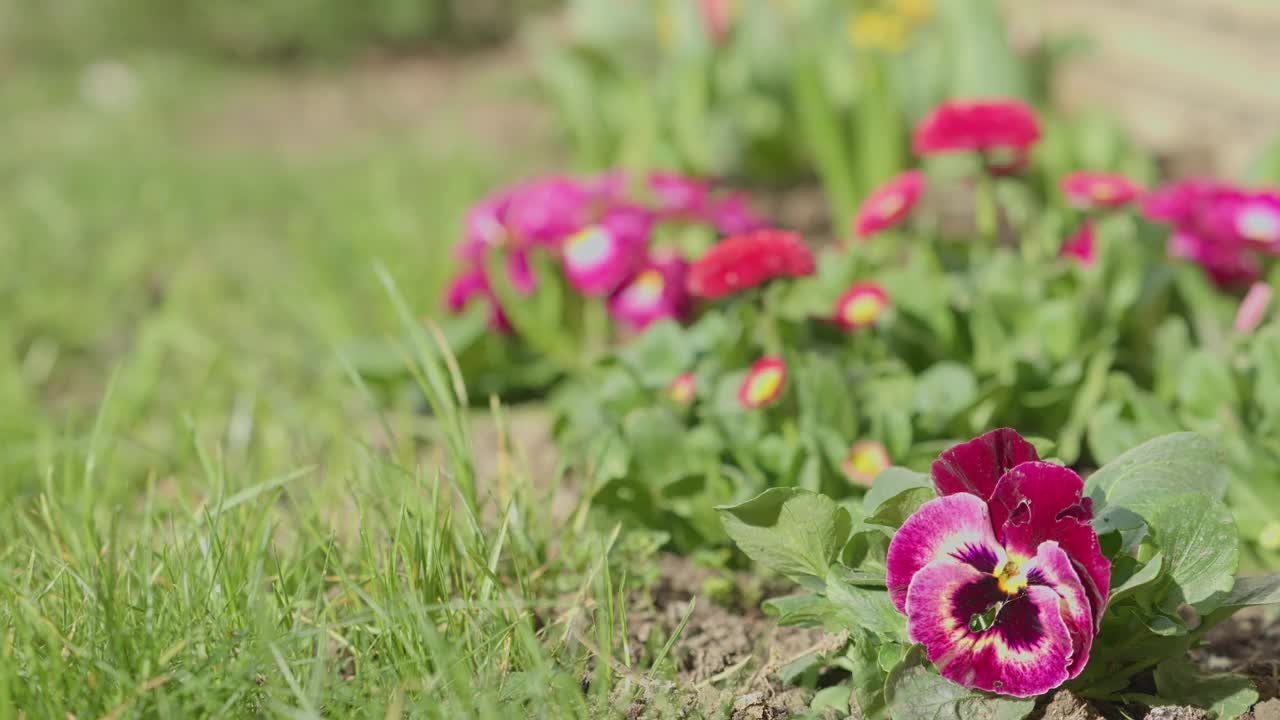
[718,488,852,586]
[849,632,893,720]
[825,566,905,635]
[1148,494,1238,613]
[866,487,935,529]
[885,665,1036,720]
[863,467,933,516]
[1153,657,1257,720]
[1085,433,1230,516]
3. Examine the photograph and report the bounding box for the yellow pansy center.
[996,559,1029,595]
[843,293,885,327]
[745,367,784,406]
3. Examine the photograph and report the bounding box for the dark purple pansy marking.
[931,427,1040,500]
[888,430,1110,697]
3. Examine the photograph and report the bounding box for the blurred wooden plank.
[1007,0,1280,177]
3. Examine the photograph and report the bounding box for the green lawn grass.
[1,54,675,718]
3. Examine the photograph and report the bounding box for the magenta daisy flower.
[834,283,890,331]
[457,191,513,263]
[843,440,891,487]
[444,269,511,333]
[738,357,787,409]
[1061,172,1141,210]
[504,177,593,246]
[1223,190,1280,249]
[855,170,925,238]
[649,172,710,216]
[886,429,1110,697]
[561,206,651,297]
[1060,221,1096,267]
[705,192,767,236]
[608,254,690,330]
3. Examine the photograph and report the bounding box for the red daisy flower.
[913,99,1041,162]
[1061,172,1142,210]
[686,230,816,299]
[855,170,925,239]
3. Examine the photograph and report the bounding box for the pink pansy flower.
[834,283,890,331]
[855,170,925,238]
[1060,221,1096,267]
[1061,172,1142,210]
[669,373,696,405]
[1235,282,1274,333]
[843,440,891,487]
[887,429,1110,697]
[608,254,690,330]
[738,357,787,409]
[913,99,1042,161]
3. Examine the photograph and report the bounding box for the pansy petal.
[931,428,1039,500]
[986,462,1088,538]
[990,463,1110,629]
[906,562,1073,697]
[1024,542,1094,678]
[886,494,1003,612]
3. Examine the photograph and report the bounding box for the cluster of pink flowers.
[446,172,764,333]
[1141,180,1280,288]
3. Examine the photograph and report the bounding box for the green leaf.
[842,527,891,579]
[1218,573,1280,609]
[863,467,932,517]
[825,566,904,636]
[762,593,835,628]
[913,362,979,431]
[1085,432,1230,517]
[618,320,695,387]
[866,487,935,530]
[1176,350,1240,420]
[849,632,894,720]
[795,353,856,439]
[718,488,852,586]
[1147,494,1239,613]
[811,686,853,714]
[885,665,1035,720]
[1153,658,1257,720]
[1108,552,1164,605]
